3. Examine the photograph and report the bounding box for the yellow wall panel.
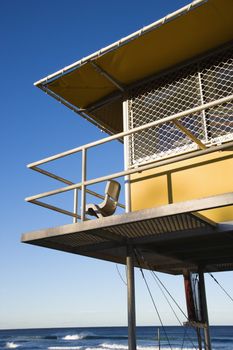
[131,150,233,222]
[131,174,169,211]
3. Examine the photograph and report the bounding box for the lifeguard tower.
[22,0,233,349]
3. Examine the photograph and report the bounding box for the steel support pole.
[124,100,136,350]
[126,246,137,350]
[183,271,203,350]
[199,272,212,350]
[196,328,203,350]
[158,328,160,350]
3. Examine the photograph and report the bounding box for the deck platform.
[22,193,233,275]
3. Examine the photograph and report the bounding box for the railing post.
[81,148,87,221]
[73,189,78,223]
[123,99,131,213]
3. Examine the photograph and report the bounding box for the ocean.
[0,326,232,350]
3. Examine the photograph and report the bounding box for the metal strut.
[199,272,212,350]
[183,271,203,350]
[126,246,137,350]
[183,271,212,350]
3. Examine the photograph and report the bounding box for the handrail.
[31,199,81,220]
[32,166,125,209]
[28,94,233,168]
[26,93,233,221]
[26,140,233,202]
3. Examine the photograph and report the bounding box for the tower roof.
[35,0,233,134]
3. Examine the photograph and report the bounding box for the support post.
[126,246,137,350]
[158,328,160,350]
[196,328,203,350]
[183,271,196,322]
[199,272,212,350]
[183,271,202,350]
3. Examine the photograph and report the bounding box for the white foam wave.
[101,344,128,350]
[5,343,20,349]
[100,345,195,350]
[62,332,94,341]
[85,348,108,350]
[63,335,84,340]
[48,347,82,350]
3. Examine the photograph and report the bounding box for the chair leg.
[87,205,103,218]
[94,205,103,218]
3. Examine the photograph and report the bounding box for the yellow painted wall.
[131,150,233,222]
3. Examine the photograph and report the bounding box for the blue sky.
[1,0,232,329]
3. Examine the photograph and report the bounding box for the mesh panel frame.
[128,45,233,166]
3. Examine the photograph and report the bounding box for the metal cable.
[115,264,127,286]
[209,273,233,303]
[140,255,189,321]
[134,249,173,350]
[152,268,208,350]
[181,329,187,350]
[151,270,184,325]
[151,271,198,350]
[137,252,198,350]
[154,272,193,320]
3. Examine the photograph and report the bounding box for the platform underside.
[22,193,233,275]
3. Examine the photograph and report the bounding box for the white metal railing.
[26,94,233,222]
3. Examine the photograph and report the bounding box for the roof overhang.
[35,0,233,134]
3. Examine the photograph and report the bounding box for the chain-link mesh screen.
[128,45,233,166]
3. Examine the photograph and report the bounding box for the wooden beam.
[173,119,206,149]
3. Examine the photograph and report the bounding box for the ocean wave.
[63,335,84,341]
[101,344,128,350]
[45,336,59,340]
[9,335,58,341]
[48,347,82,350]
[90,337,127,341]
[62,333,128,341]
[50,346,197,350]
[62,333,95,341]
[212,337,233,342]
[100,345,196,350]
[85,348,108,350]
[5,343,20,349]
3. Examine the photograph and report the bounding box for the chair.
[86,180,121,218]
